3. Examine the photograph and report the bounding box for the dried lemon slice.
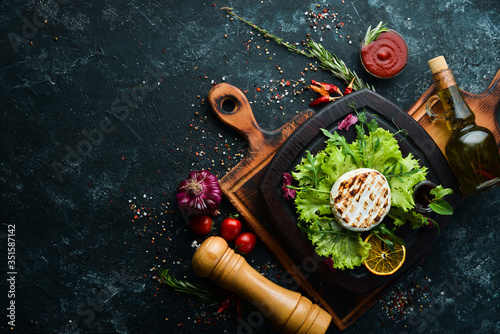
[364,233,406,275]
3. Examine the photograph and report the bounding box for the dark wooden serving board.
[259,89,461,295]
[208,71,500,331]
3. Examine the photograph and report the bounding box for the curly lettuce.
[300,218,370,270]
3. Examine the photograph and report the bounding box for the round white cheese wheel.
[330,168,391,231]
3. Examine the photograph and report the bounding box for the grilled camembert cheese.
[330,168,391,231]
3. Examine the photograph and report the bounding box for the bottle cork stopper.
[428,56,449,74]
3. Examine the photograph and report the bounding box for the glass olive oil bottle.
[428,56,500,196]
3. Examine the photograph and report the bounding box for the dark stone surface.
[1,0,499,333]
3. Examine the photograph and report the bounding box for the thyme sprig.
[221,7,374,91]
[364,21,390,46]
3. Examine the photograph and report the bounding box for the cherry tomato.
[189,215,213,236]
[220,217,242,241]
[234,232,256,254]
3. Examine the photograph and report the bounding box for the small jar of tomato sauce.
[360,30,409,79]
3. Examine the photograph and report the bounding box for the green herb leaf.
[293,149,326,189]
[430,185,454,199]
[221,7,311,58]
[304,150,322,188]
[374,223,406,245]
[355,122,367,167]
[426,185,454,215]
[429,199,454,215]
[364,21,391,46]
[367,118,379,134]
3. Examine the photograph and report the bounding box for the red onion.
[176,170,222,216]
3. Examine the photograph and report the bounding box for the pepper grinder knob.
[192,236,332,334]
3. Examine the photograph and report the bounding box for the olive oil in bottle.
[428,56,500,196]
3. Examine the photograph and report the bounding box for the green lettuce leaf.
[294,189,330,223]
[364,128,401,170]
[388,206,430,229]
[304,218,371,270]
[386,154,428,212]
[321,129,360,166]
[321,141,358,182]
[293,150,327,188]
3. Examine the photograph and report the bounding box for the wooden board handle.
[208,83,269,151]
[192,237,332,334]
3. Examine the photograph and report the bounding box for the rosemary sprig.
[221,7,310,58]
[158,269,220,306]
[364,21,390,46]
[307,40,374,91]
[222,7,374,91]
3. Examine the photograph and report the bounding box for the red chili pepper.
[477,164,498,180]
[309,95,330,106]
[235,297,242,318]
[308,83,329,97]
[311,79,342,95]
[343,77,356,95]
[217,294,234,313]
[309,95,340,106]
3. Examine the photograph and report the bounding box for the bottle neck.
[432,68,456,91]
[432,69,475,132]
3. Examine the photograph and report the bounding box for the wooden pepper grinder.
[192,236,332,334]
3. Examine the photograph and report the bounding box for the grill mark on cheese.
[369,191,375,201]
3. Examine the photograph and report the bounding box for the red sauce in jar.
[360,31,408,78]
